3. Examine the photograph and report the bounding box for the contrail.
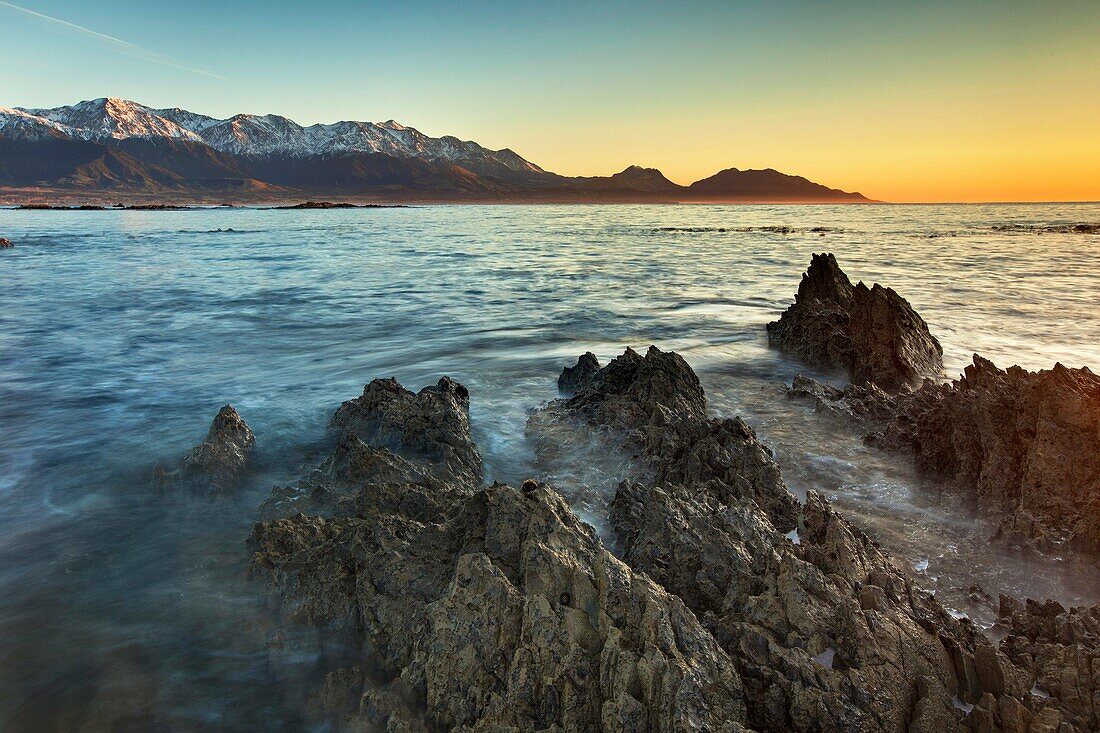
[0,0,227,80]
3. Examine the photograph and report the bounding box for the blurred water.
[1,203,1098,729]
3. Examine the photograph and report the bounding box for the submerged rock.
[156,405,255,492]
[786,373,900,422]
[557,351,600,394]
[767,253,944,390]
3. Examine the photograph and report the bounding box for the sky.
[1,0,1098,202]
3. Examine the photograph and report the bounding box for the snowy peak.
[0,98,544,175]
[20,98,206,143]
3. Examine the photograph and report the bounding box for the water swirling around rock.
[1,202,1099,729]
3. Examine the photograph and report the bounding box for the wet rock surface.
[251,374,749,732]
[157,404,255,492]
[245,354,1095,731]
[792,355,1100,553]
[0,237,13,248]
[767,253,944,391]
[330,376,482,485]
[557,351,600,394]
[997,597,1100,733]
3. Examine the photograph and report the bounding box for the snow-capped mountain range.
[0,97,871,202]
[0,97,542,174]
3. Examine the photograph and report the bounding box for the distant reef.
[0,98,873,203]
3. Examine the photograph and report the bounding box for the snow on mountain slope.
[0,98,544,175]
[21,98,206,143]
[0,107,73,140]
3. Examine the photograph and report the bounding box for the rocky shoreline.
[789,357,1100,555]
[147,253,1100,731]
[156,347,1096,731]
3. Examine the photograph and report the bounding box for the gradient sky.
[2,0,1098,202]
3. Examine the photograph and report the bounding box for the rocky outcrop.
[251,481,751,732]
[767,253,944,390]
[786,373,900,422]
[0,237,12,248]
[537,349,1023,732]
[539,346,706,432]
[250,374,749,731]
[996,597,1100,733]
[557,351,600,394]
[790,355,1100,553]
[246,355,1096,731]
[874,356,1100,553]
[156,404,255,492]
[330,376,482,485]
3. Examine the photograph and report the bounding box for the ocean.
[1,202,1098,729]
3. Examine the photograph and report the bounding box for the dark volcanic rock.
[998,596,1100,733]
[157,404,254,492]
[791,355,1100,553]
[557,351,600,394]
[246,353,1097,731]
[868,356,1100,552]
[767,253,944,390]
[330,376,482,485]
[251,481,750,732]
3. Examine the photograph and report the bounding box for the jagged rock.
[786,374,900,422]
[557,351,600,394]
[0,237,13,248]
[767,253,944,390]
[789,355,1100,554]
[865,356,1100,553]
[250,480,750,731]
[253,375,748,729]
[563,345,707,426]
[258,434,431,519]
[997,596,1100,732]
[156,404,254,492]
[247,352,1098,731]
[330,376,482,485]
[530,346,706,447]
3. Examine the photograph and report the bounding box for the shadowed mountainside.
[0,98,873,203]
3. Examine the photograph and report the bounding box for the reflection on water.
[1,203,1098,729]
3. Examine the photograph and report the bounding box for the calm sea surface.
[1,203,1099,730]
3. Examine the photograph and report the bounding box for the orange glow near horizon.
[502,74,1100,203]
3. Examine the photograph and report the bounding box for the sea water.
[1,203,1098,729]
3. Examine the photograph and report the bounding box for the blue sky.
[2,0,1098,200]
